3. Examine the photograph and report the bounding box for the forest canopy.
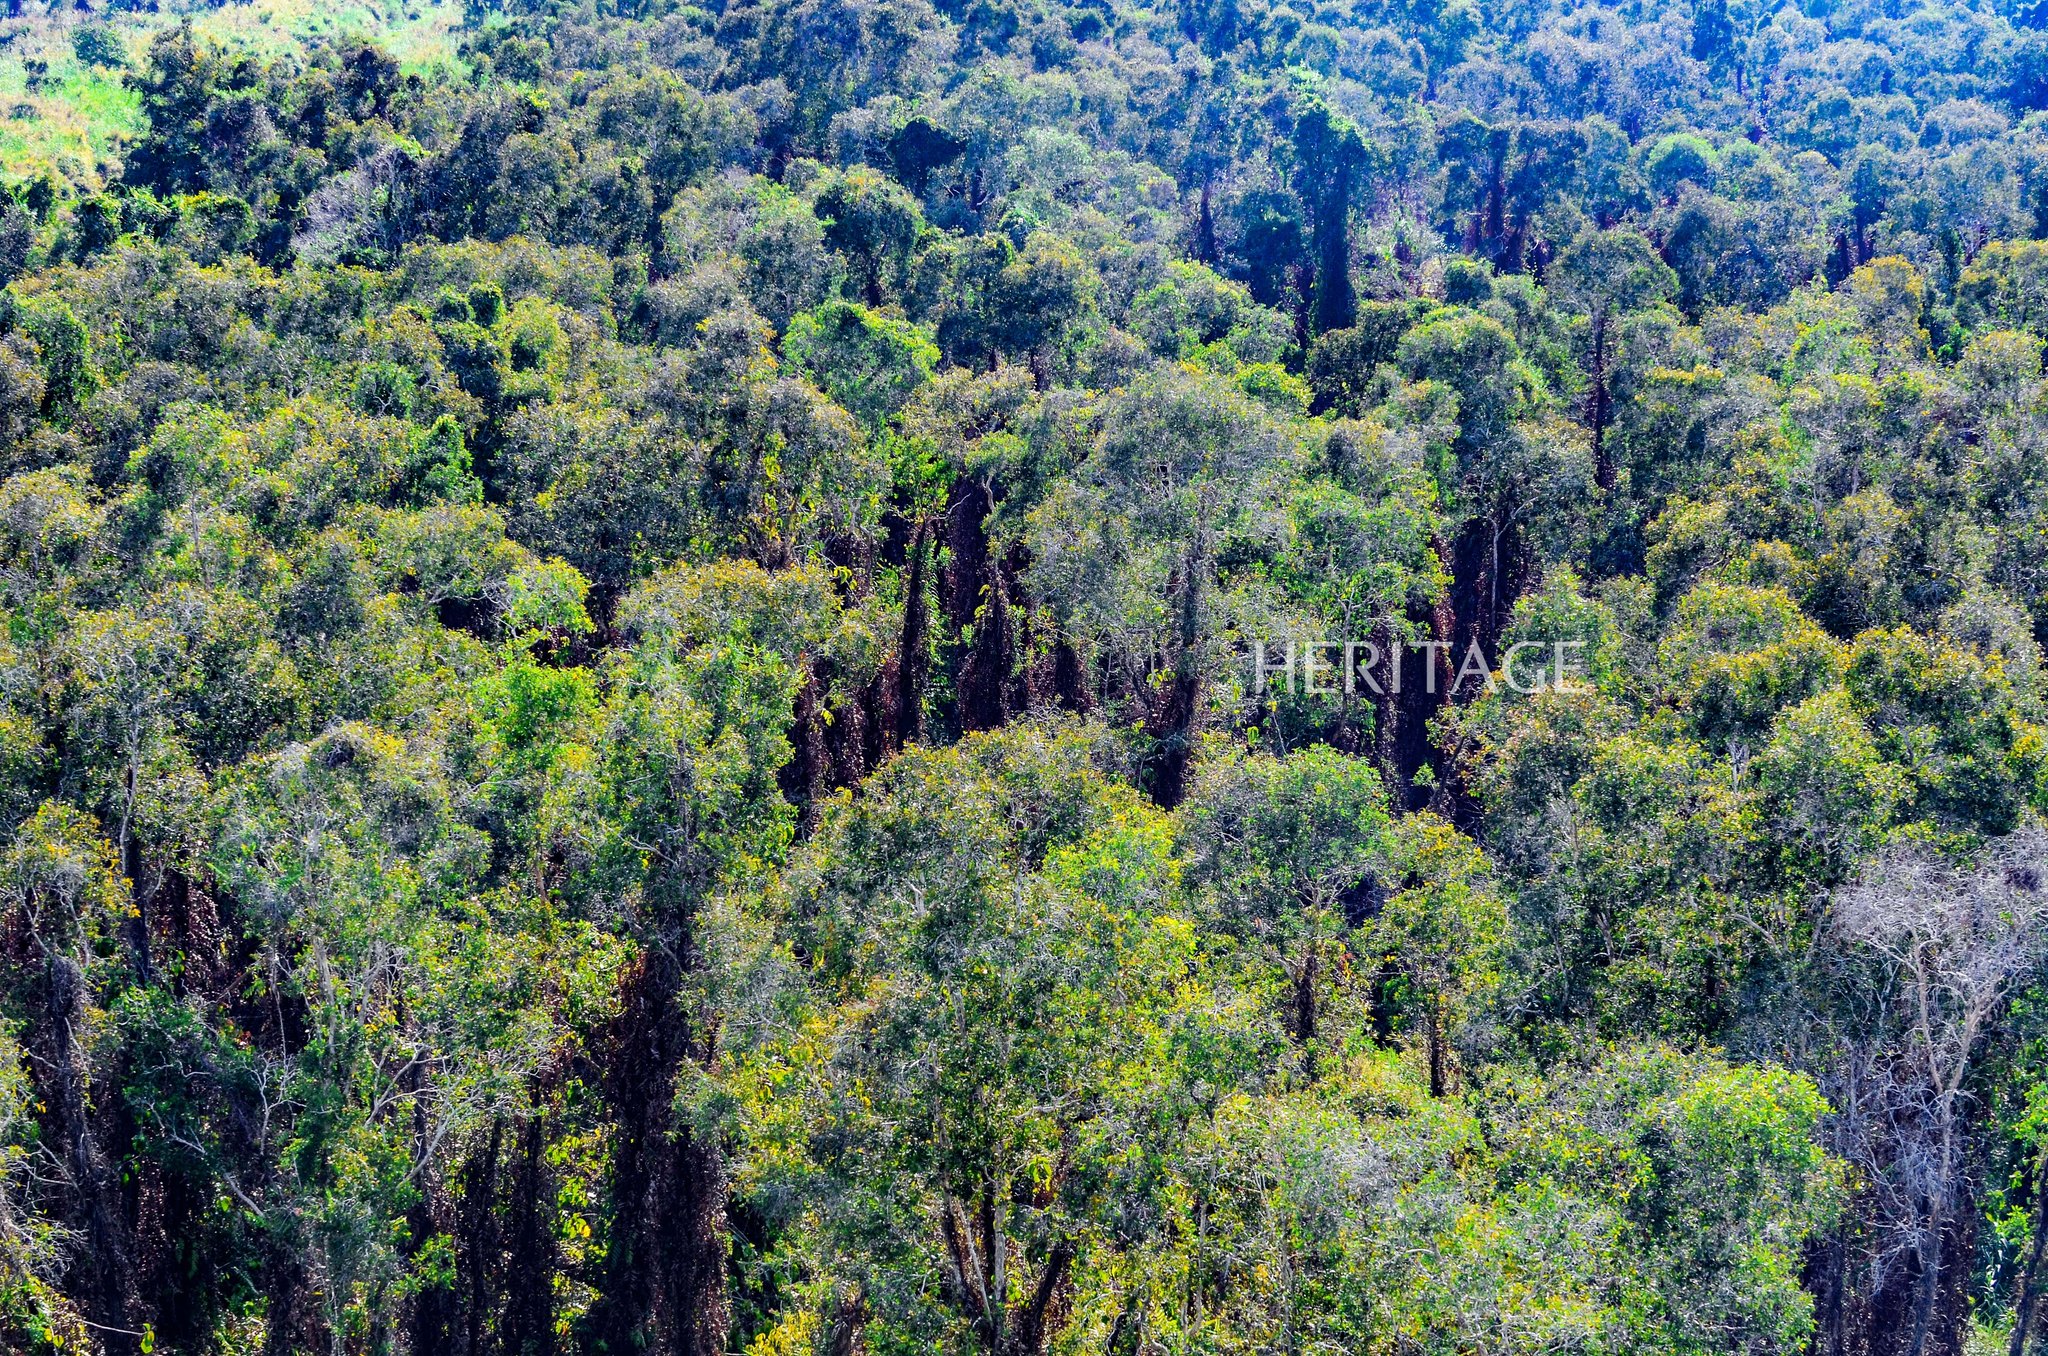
[3,0,2048,1351]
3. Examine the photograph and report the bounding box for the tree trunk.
[944,478,1011,732]
[1907,1188,1945,1356]
[2008,1139,2048,1356]
[1589,313,1614,491]
[500,1115,559,1356]
[1311,162,1355,336]
[586,953,729,1356]
[896,519,931,749]
[1427,996,1446,1097]
[824,1287,868,1356]
[39,947,142,1353]
[1292,941,1319,1078]
[783,665,831,835]
[1147,542,1208,808]
[458,1119,502,1356]
[1001,1239,1075,1356]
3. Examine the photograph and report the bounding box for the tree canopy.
[1,0,2048,1352]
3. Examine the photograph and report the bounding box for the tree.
[1177,742,1395,1072]
[1025,367,1298,805]
[1551,228,1676,489]
[548,562,810,1356]
[70,24,126,70]
[0,805,136,1351]
[1290,103,1372,336]
[782,299,938,430]
[721,722,1203,1356]
[1398,308,1586,658]
[661,174,841,331]
[1832,832,2048,1356]
[122,24,223,197]
[1374,814,1502,1095]
[815,167,924,308]
[1306,301,1415,415]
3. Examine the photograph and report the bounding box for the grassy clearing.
[0,0,464,189]
[0,27,139,187]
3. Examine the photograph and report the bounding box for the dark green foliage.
[69,24,127,71]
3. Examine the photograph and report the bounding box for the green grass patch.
[0,0,464,191]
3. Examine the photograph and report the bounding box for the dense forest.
[6,0,2048,1350]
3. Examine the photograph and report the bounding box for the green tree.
[815,166,924,308]
[782,300,938,431]
[722,722,1206,1356]
[1551,228,1677,489]
[1025,367,1299,805]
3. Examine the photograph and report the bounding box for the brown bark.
[459,1120,503,1356]
[500,1115,559,1356]
[36,947,142,1353]
[945,478,1013,732]
[1427,997,1445,1097]
[1589,313,1615,491]
[824,1288,868,1356]
[1003,1238,1075,1356]
[1291,943,1319,1051]
[783,666,829,834]
[896,519,931,750]
[586,954,729,1356]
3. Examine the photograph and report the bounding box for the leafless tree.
[1829,828,2048,1356]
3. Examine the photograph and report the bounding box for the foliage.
[4,0,2048,1351]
